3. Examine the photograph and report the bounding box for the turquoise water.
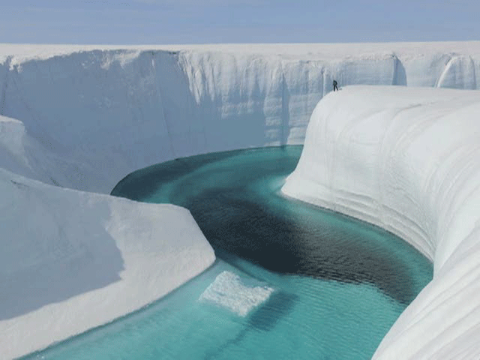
[26,146,433,360]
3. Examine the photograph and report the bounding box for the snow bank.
[282,86,480,359]
[0,168,215,359]
[1,42,480,193]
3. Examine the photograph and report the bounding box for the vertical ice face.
[0,67,5,115]
[2,51,176,192]
[178,51,285,152]
[328,53,399,87]
[282,86,480,359]
[1,44,480,193]
[282,60,325,144]
[402,53,453,87]
[437,55,477,89]
[0,116,32,177]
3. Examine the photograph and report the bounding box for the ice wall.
[282,86,480,359]
[1,42,480,193]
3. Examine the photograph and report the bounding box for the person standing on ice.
[333,80,339,91]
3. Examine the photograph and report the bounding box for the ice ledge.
[0,169,215,360]
[282,85,480,359]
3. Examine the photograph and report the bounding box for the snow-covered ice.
[199,271,274,317]
[283,85,480,359]
[2,42,480,358]
[0,168,215,359]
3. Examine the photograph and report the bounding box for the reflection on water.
[25,146,432,360]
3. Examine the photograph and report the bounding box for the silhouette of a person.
[333,80,338,91]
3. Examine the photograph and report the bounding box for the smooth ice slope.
[0,168,215,360]
[1,42,480,193]
[282,86,480,359]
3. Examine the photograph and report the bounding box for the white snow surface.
[0,168,215,359]
[2,42,480,358]
[199,271,274,317]
[282,85,480,359]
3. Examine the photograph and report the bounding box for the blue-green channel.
[25,146,432,360]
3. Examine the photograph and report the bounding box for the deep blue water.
[26,146,432,360]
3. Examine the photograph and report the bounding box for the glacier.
[1,42,480,358]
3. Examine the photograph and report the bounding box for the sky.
[0,0,479,45]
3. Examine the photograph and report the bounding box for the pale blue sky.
[0,0,478,44]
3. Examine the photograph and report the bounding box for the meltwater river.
[26,146,432,360]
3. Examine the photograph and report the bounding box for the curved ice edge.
[282,86,480,359]
[199,271,274,317]
[0,168,216,360]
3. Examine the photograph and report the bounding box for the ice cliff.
[1,42,480,193]
[283,86,480,359]
[1,42,480,358]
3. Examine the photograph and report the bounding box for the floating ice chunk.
[199,271,274,317]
